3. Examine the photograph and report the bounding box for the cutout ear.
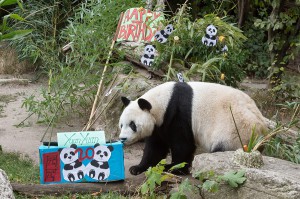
[107,145,114,152]
[94,143,100,148]
[121,96,130,107]
[70,144,77,149]
[138,98,152,111]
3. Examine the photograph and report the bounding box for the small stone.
[233,148,264,168]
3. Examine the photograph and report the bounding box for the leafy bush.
[153,5,247,87]
[13,0,144,124]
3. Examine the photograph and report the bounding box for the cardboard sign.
[39,142,125,184]
[57,131,106,147]
[116,7,164,42]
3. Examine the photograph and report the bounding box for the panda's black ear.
[94,143,100,148]
[107,145,114,152]
[138,98,152,111]
[70,144,77,149]
[58,148,63,153]
[121,96,130,107]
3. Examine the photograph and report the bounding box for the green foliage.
[12,0,144,125]
[154,5,247,87]
[0,151,39,183]
[264,136,300,164]
[170,178,195,199]
[263,101,300,164]
[193,169,246,192]
[246,126,264,152]
[218,170,247,188]
[141,159,186,197]
[0,0,32,41]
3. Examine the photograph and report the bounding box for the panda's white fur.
[119,82,268,175]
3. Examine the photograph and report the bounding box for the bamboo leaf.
[1,29,33,41]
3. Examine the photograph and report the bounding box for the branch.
[124,54,165,77]
[12,175,146,197]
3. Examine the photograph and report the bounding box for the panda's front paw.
[129,165,145,175]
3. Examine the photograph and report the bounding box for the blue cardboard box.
[39,141,125,184]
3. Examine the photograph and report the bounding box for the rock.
[0,169,15,199]
[192,151,300,199]
[0,42,34,75]
[233,149,264,168]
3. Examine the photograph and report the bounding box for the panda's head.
[206,24,217,36]
[164,24,174,35]
[59,144,79,164]
[93,143,113,162]
[119,97,155,145]
[144,44,156,55]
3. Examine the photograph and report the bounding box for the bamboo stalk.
[84,40,115,131]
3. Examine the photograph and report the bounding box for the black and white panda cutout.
[177,72,184,82]
[119,82,272,175]
[202,24,218,47]
[154,24,174,43]
[59,144,85,182]
[85,143,113,181]
[141,44,156,67]
[221,45,228,52]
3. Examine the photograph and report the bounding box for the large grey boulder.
[192,151,300,199]
[0,169,15,199]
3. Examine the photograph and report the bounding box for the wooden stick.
[85,40,115,131]
[84,13,124,131]
[12,174,146,197]
[124,54,165,77]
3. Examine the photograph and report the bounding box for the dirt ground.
[0,73,143,179]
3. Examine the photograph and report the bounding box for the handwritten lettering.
[58,131,105,147]
[117,8,163,42]
[43,152,61,182]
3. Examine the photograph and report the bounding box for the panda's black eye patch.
[70,151,75,156]
[64,153,68,159]
[120,124,123,128]
[97,150,101,155]
[104,151,108,156]
[129,121,137,132]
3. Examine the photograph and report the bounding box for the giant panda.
[119,82,269,175]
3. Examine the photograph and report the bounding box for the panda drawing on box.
[59,144,85,182]
[85,143,113,181]
[154,24,174,43]
[140,44,156,67]
[119,82,271,175]
[202,24,218,47]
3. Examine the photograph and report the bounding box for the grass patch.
[0,150,39,184]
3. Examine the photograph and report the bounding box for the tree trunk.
[237,0,249,28]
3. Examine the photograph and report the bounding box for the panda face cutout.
[93,144,113,162]
[202,24,218,47]
[165,24,174,35]
[144,45,155,55]
[59,145,78,164]
[119,98,155,145]
[154,24,174,43]
[206,24,217,36]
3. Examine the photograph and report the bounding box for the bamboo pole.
[84,12,124,131]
